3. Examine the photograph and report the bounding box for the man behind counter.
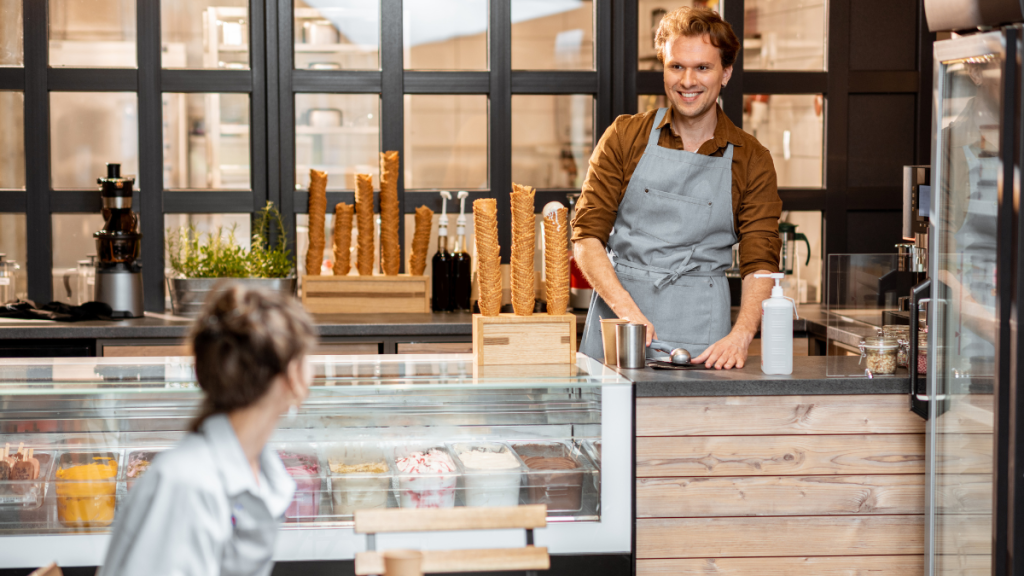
[572,6,782,370]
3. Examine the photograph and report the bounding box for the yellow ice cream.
[56,457,118,527]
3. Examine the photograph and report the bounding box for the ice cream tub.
[449,442,524,508]
[512,441,594,513]
[0,444,54,508]
[393,445,460,509]
[326,442,393,517]
[275,444,325,522]
[54,451,120,527]
[121,448,166,492]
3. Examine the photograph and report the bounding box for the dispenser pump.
[756,272,786,299]
[456,191,469,236]
[438,191,451,237]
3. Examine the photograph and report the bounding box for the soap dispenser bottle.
[755,273,798,375]
[431,191,453,312]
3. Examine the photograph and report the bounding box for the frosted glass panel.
[163,93,251,189]
[162,0,249,69]
[49,0,136,68]
[404,95,488,190]
[512,95,593,189]
[744,0,827,71]
[511,0,593,70]
[294,0,380,70]
[742,94,824,188]
[0,0,22,66]
[404,0,488,70]
[50,92,139,189]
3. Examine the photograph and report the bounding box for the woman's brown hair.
[189,284,317,431]
[655,6,740,69]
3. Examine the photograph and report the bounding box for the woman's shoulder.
[144,433,225,496]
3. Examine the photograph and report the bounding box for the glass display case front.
[0,354,631,567]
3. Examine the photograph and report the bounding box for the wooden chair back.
[354,505,549,575]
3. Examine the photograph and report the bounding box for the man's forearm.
[733,270,774,340]
[573,238,638,317]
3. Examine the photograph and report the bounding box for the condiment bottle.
[431,191,453,312]
[450,191,472,311]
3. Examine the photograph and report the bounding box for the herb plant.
[166,202,294,279]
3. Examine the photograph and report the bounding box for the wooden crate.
[472,313,576,365]
[302,275,430,314]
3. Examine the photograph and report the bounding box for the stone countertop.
[622,356,911,397]
[0,305,837,341]
[0,311,588,340]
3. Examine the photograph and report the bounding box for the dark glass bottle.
[431,234,453,312]
[450,229,472,311]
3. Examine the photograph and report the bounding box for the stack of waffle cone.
[510,183,536,316]
[409,205,433,276]
[474,198,501,316]
[544,207,569,315]
[355,174,375,276]
[305,169,328,276]
[379,151,400,275]
[332,202,353,276]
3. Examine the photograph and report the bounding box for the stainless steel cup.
[616,323,647,369]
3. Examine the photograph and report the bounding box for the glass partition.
[404,0,488,70]
[743,0,827,70]
[49,0,136,68]
[512,95,593,189]
[295,93,380,191]
[404,94,488,190]
[0,0,22,66]
[743,94,824,188]
[825,253,924,377]
[162,0,249,69]
[294,0,380,70]
[0,91,24,189]
[511,0,594,70]
[163,93,251,190]
[50,92,139,190]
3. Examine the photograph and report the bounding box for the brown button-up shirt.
[571,105,782,278]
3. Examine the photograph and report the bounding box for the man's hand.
[619,306,658,346]
[692,330,753,369]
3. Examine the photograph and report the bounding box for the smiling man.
[572,7,782,369]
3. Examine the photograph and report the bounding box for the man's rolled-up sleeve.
[571,116,629,245]
[737,147,783,278]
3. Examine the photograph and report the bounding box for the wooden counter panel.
[637,473,992,517]
[637,395,924,436]
[637,515,926,558]
[637,435,928,477]
[637,555,925,575]
[637,475,925,517]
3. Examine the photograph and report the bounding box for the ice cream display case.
[0,354,631,569]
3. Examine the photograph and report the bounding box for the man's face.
[662,34,732,120]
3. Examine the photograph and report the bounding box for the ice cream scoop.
[669,348,692,365]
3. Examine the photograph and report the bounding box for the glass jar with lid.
[878,325,912,367]
[860,336,899,375]
[916,331,928,374]
[0,253,20,304]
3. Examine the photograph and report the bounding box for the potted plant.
[166,202,297,317]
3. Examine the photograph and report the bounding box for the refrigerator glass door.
[926,30,1004,576]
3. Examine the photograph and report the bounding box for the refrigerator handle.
[909,279,931,419]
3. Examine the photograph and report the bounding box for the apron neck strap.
[648,108,669,148]
[649,108,736,162]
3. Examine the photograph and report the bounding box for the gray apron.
[580,108,737,360]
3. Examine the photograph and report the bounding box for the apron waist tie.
[654,262,702,289]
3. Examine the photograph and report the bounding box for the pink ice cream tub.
[276,447,323,521]
[393,445,460,509]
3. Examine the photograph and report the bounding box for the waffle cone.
[379,151,400,275]
[332,202,354,276]
[305,169,328,276]
[544,208,569,315]
[354,173,375,276]
[410,205,433,276]
[510,183,536,316]
[474,198,501,316]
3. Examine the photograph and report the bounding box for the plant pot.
[167,277,297,318]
